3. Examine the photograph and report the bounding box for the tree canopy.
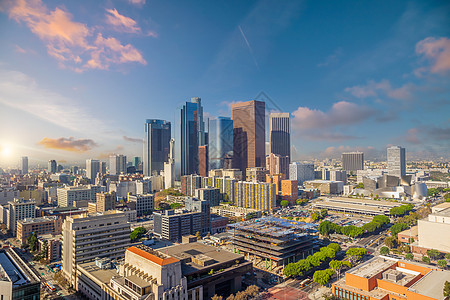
[313,269,335,285]
[390,223,408,238]
[389,204,414,217]
[280,200,289,207]
[319,214,389,238]
[346,248,367,262]
[130,227,146,242]
[380,246,390,255]
[283,244,337,277]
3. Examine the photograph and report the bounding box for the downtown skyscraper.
[109,154,127,175]
[342,152,364,172]
[232,100,265,176]
[21,156,28,174]
[181,97,205,176]
[208,117,233,170]
[143,119,171,177]
[269,112,291,161]
[387,146,406,177]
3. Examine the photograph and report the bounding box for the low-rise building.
[38,234,62,262]
[211,214,228,234]
[17,216,63,244]
[332,256,450,300]
[397,225,418,245]
[210,204,262,220]
[304,180,344,195]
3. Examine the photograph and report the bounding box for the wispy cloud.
[14,45,27,53]
[0,69,108,134]
[345,79,414,100]
[317,47,343,67]
[291,101,375,141]
[416,37,450,74]
[4,0,146,71]
[38,137,97,152]
[238,25,258,68]
[123,136,143,143]
[105,8,141,34]
[128,0,145,6]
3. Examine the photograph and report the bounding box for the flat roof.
[0,250,38,287]
[161,242,243,275]
[18,216,58,224]
[398,225,418,237]
[127,246,179,266]
[78,261,119,284]
[313,202,387,214]
[322,197,400,208]
[348,257,396,279]
[408,270,450,299]
[432,202,450,212]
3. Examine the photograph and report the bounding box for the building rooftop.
[128,245,179,266]
[323,197,401,208]
[18,216,58,225]
[408,270,450,299]
[229,217,316,237]
[161,242,244,276]
[430,207,450,218]
[398,225,418,237]
[348,256,396,279]
[432,202,450,213]
[0,249,39,287]
[78,261,119,284]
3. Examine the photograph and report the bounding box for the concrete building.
[332,256,450,300]
[232,100,265,176]
[48,159,57,173]
[181,175,202,196]
[303,180,344,195]
[127,194,154,216]
[266,173,284,194]
[330,170,347,184]
[153,210,202,242]
[289,162,315,184]
[164,138,175,189]
[16,216,63,244]
[109,154,127,175]
[86,159,101,183]
[62,211,131,285]
[0,248,41,300]
[6,198,36,235]
[280,180,298,205]
[0,188,20,205]
[198,145,208,177]
[57,185,106,207]
[208,169,242,180]
[412,204,450,254]
[19,189,46,206]
[184,197,211,235]
[194,188,220,207]
[20,156,28,175]
[387,146,406,177]
[77,246,188,300]
[234,181,276,211]
[269,112,290,161]
[144,119,171,177]
[266,153,289,177]
[211,204,262,219]
[181,98,205,176]
[210,215,228,234]
[96,192,116,212]
[245,167,268,182]
[341,152,364,172]
[38,234,62,262]
[208,117,233,170]
[312,197,401,216]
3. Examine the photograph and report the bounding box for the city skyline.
[0,0,450,168]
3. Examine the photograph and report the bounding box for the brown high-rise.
[198,145,208,177]
[232,100,265,176]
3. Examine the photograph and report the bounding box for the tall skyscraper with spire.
[181,97,205,176]
[143,119,171,176]
[232,100,265,176]
[164,138,175,188]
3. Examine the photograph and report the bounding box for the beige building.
[17,216,63,244]
[304,180,344,195]
[77,245,189,300]
[413,204,450,254]
[62,210,131,285]
[211,204,262,219]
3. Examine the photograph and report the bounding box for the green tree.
[313,269,335,286]
[355,183,364,189]
[170,202,182,209]
[422,256,431,264]
[427,249,441,260]
[390,223,408,238]
[320,209,328,218]
[212,295,223,300]
[280,200,289,207]
[385,236,398,249]
[130,227,146,242]
[346,248,367,263]
[443,281,450,299]
[438,259,447,269]
[405,253,414,260]
[27,232,37,252]
[380,246,390,255]
[445,253,450,260]
[327,243,342,253]
[195,231,201,240]
[329,260,344,278]
[310,212,320,221]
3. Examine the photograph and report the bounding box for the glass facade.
[143,119,171,176]
[209,117,233,170]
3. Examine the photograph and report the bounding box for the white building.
[57,185,106,207]
[164,138,175,189]
[0,188,20,205]
[109,154,127,175]
[289,162,315,184]
[7,198,36,234]
[86,159,101,183]
[127,194,154,217]
[62,211,130,286]
[387,146,406,177]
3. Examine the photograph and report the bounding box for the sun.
[1,145,12,157]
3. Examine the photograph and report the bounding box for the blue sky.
[0,0,449,168]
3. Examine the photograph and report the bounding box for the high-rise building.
[232,100,265,176]
[143,119,171,176]
[289,162,315,184]
[127,194,154,216]
[21,156,28,175]
[281,180,298,205]
[181,97,205,176]
[342,152,364,172]
[109,154,127,175]
[246,167,268,182]
[185,197,211,235]
[6,198,36,234]
[209,117,233,170]
[270,113,290,160]
[48,160,57,173]
[234,181,276,211]
[195,188,220,207]
[86,159,101,182]
[62,211,130,285]
[387,146,406,177]
[266,153,290,176]
[198,145,208,177]
[96,192,116,212]
[181,174,202,196]
[132,156,141,167]
[57,185,105,207]
[164,138,175,189]
[153,210,202,242]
